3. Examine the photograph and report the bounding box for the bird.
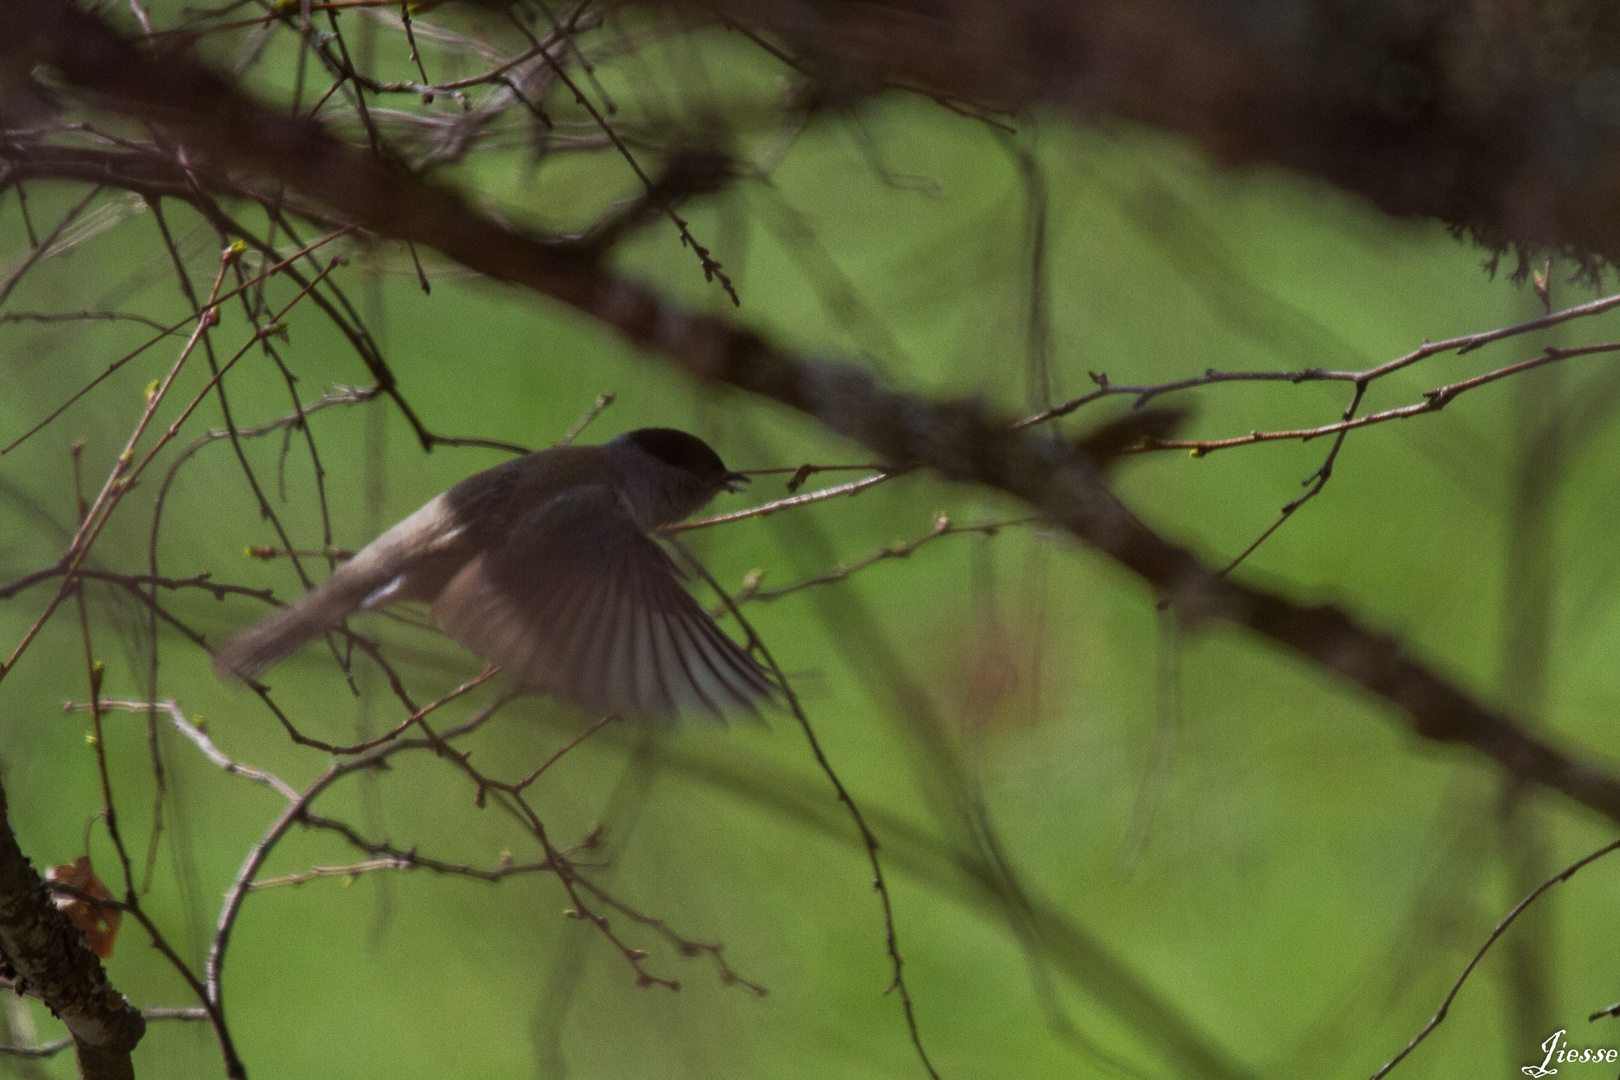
[212,428,776,720]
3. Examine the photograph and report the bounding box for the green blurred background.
[3,12,1620,1079]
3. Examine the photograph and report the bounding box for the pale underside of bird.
[212,431,776,720]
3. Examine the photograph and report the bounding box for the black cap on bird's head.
[619,428,749,492]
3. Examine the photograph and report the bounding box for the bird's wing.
[431,484,775,720]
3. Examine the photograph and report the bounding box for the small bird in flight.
[213,428,774,719]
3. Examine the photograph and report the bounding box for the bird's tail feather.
[212,571,377,682]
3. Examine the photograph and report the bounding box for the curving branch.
[9,0,1620,834]
[0,776,145,1080]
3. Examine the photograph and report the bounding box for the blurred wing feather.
[432,485,772,720]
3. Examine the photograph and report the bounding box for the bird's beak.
[723,471,750,493]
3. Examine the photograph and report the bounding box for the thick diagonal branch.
[0,778,145,1080]
[8,0,1620,826]
[693,0,1620,274]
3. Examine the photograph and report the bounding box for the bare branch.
[723,513,1042,609]
[1370,836,1620,1080]
[16,0,1620,830]
[664,471,896,533]
[0,776,145,1079]
[1015,288,1620,429]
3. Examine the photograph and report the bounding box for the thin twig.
[723,513,1040,610]
[664,472,896,533]
[1369,836,1620,1080]
[1159,344,1620,456]
[1014,289,1620,429]
[672,540,941,1079]
[2,226,355,456]
[558,391,615,445]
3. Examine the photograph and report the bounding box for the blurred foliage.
[3,8,1620,1080]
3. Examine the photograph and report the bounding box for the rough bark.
[0,778,145,1080]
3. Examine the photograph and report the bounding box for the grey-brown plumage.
[213,429,774,719]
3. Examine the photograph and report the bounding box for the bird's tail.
[212,570,379,682]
